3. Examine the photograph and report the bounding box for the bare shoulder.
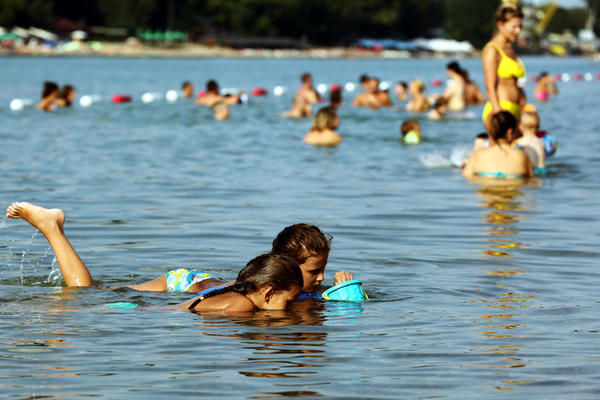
[187,291,256,314]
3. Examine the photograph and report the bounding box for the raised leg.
[6,202,93,287]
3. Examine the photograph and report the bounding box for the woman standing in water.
[481,0,525,130]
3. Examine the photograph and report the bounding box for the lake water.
[0,55,599,399]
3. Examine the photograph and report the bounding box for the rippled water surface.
[1,56,599,399]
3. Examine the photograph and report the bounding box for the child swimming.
[401,119,422,144]
[5,202,303,314]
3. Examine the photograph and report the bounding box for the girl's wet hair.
[489,111,517,142]
[496,1,524,23]
[189,254,303,310]
[311,106,338,132]
[57,85,75,106]
[272,223,332,264]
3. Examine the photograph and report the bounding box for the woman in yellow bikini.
[482,0,525,131]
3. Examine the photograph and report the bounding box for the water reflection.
[469,182,538,391]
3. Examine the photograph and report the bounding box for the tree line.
[0,0,597,48]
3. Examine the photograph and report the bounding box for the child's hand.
[333,271,354,286]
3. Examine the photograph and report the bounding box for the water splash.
[419,146,471,169]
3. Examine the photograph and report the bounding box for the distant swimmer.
[462,111,533,180]
[482,1,526,130]
[394,81,408,102]
[303,106,343,147]
[212,102,230,121]
[534,72,558,102]
[406,79,429,113]
[329,86,342,108]
[196,80,244,107]
[54,85,76,108]
[283,73,319,118]
[37,81,59,111]
[352,77,381,108]
[181,81,194,99]
[442,61,467,112]
[427,97,448,120]
[400,119,422,144]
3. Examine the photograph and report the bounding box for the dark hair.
[206,80,219,92]
[476,132,488,140]
[496,3,524,23]
[397,81,408,89]
[56,85,75,106]
[539,71,548,79]
[182,81,192,89]
[401,119,420,136]
[329,89,342,106]
[188,254,303,310]
[446,61,462,74]
[301,73,312,83]
[272,223,331,265]
[488,111,517,142]
[360,74,369,83]
[41,81,58,99]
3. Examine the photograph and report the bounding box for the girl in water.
[5,202,303,314]
[303,106,343,146]
[482,0,525,130]
[54,85,76,108]
[462,111,533,180]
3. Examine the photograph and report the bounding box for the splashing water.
[419,146,471,169]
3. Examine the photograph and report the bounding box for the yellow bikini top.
[485,42,526,79]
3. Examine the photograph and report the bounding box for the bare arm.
[482,45,501,112]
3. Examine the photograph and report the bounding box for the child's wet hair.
[271,223,332,264]
[401,119,420,136]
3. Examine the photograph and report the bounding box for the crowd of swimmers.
[11,0,565,317]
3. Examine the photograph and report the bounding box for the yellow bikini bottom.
[482,100,521,123]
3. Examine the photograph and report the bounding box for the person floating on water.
[37,81,59,111]
[283,73,319,118]
[462,111,533,180]
[181,81,194,99]
[303,105,343,147]
[5,202,303,314]
[534,72,558,102]
[482,0,526,131]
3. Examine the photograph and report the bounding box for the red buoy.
[251,88,268,96]
[432,79,442,87]
[574,73,583,81]
[530,75,538,83]
[330,84,341,92]
[554,74,562,82]
[112,94,132,103]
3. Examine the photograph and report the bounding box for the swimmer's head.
[235,253,303,310]
[360,74,369,84]
[182,81,194,98]
[409,79,425,94]
[401,119,421,137]
[446,61,463,78]
[41,81,59,99]
[271,223,332,292]
[329,88,342,107]
[311,106,339,132]
[489,111,517,143]
[519,109,539,133]
[57,85,75,106]
[496,1,523,42]
[212,103,230,121]
[206,80,219,93]
[301,73,312,85]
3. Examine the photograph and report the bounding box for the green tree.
[0,0,54,28]
[444,0,498,48]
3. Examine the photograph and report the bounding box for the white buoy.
[584,73,593,82]
[517,77,527,88]
[141,92,163,103]
[165,90,179,103]
[239,93,249,104]
[79,94,101,107]
[379,81,391,91]
[561,73,571,82]
[316,83,328,95]
[273,85,287,96]
[344,82,356,92]
[9,98,33,111]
